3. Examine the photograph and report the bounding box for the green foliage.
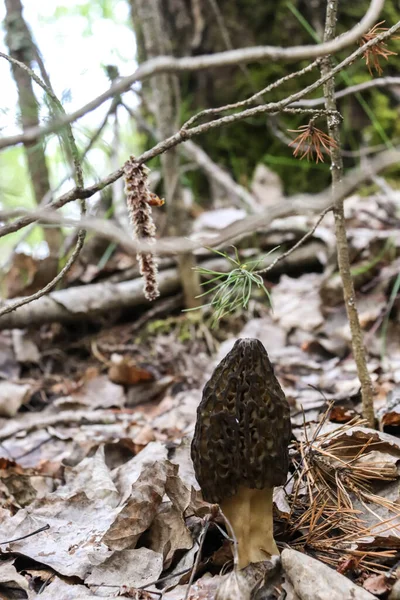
[185,247,273,328]
[0,146,44,255]
[51,0,119,32]
[179,0,400,200]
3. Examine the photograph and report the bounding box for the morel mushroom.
[191,338,291,569]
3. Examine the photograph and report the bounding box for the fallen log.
[0,242,324,329]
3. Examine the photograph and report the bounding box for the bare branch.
[0,0,386,150]
[183,140,259,211]
[0,15,396,309]
[293,76,400,107]
[321,0,375,427]
[1,147,398,257]
[181,59,321,129]
[0,242,332,330]
[255,207,332,275]
[0,51,83,189]
[0,44,86,314]
[2,21,399,244]
[122,101,261,212]
[0,230,86,319]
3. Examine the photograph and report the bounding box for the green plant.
[185,247,274,327]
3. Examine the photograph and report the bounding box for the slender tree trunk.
[321,0,375,427]
[4,0,62,269]
[130,0,201,308]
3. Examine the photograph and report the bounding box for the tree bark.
[4,0,62,266]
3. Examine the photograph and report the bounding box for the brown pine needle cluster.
[288,123,338,163]
[124,157,160,301]
[360,21,398,76]
[286,410,400,574]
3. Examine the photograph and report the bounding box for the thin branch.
[183,139,259,211]
[1,147,398,258]
[0,524,50,545]
[281,107,340,117]
[80,95,120,158]
[182,59,321,129]
[2,22,399,242]
[123,100,261,212]
[0,0,385,150]
[0,46,86,314]
[293,76,400,107]
[184,521,210,600]
[0,230,86,319]
[321,0,375,427]
[138,568,192,590]
[0,51,83,189]
[255,207,332,275]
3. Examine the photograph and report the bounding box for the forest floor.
[1,188,400,599]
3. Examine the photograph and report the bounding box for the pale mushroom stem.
[220,486,278,569]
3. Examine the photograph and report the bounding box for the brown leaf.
[103,461,171,550]
[108,356,154,386]
[4,253,39,298]
[282,549,376,600]
[132,425,156,452]
[85,547,163,590]
[0,458,37,507]
[1,492,117,578]
[54,374,125,410]
[363,573,394,596]
[272,274,324,332]
[329,404,358,423]
[145,502,193,568]
[163,574,224,600]
[39,577,97,599]
[360,21,398,75]
[288,123,338,163]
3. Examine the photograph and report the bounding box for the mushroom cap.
[191,338,291,504]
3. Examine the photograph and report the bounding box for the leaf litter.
[1,192,400,597]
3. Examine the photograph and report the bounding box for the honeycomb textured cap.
[191,338,291,504]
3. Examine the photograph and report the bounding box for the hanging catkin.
[124,157,160,301]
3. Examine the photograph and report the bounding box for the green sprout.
[185,246,275,327]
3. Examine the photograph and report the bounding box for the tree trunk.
[4,0,62,271]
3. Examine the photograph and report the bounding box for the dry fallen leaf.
[103,460,171,551]
[363,573,394,597]
[0,559,32,599]
[54,374,125,410]
[146,502,193,567]
[39,577,97,599]
[272,274,324,332]
[0,458,37,507]
[0,381,32,417]
[108,355,154,386]
[282,549,376,600]
[85,547,163,591]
